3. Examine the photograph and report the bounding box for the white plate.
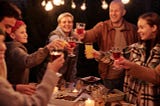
[81,76,101,82]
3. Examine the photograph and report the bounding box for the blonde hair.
[0,59,7,79]
[57,12,74,23]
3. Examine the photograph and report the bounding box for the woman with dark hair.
[116,12,160,106]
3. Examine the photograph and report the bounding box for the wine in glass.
[67,37,77,57]
[76,22,85,43]
[111,47,122,70]
[50,49,63,62]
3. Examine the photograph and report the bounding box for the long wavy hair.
[138,12,160,44]
[0,59,7,79]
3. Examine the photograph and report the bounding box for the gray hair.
[57,12,74,23]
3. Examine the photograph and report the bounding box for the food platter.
[81,76,101,83]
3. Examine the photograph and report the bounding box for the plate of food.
[81,76,101,83]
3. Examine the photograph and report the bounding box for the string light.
[101,0,108,10]
[41,0,130,11]
[71,0,76,9]
[80,1,86,11]
[121,0,130,4]
[60,0,65,5]
[45,1,53,11]
[41,0,46,6]
[53,0,61,6]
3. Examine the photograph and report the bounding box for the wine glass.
[111,47,122,70]
[76,22,85,43]
[66,37,77,57]
[49,49,63,62]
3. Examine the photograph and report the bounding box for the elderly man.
[75,0,139,91]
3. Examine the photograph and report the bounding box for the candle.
[72,88,78,93]
[85,98,95,106]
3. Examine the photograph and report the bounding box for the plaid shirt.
[124,42,160,106]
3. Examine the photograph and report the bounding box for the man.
[76,0,139,90]
[0,1,38,95]
[37,12,78,84]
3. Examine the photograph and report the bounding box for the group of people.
[0,0,160,106]
[0,1,65,105]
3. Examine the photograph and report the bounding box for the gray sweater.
[5,41,49,84]
[0,69,59,106]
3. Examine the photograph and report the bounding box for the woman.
[117,12,160,105]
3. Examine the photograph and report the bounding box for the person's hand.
[46,39,69,51]
[47,54,64,73]
[73,29,86,40]
[16,84,36,95]
[92,49,101,59]
[115,57,134,69]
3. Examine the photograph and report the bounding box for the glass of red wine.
[66,37,77,57]
[111,47,122,70]
[50,49,63,62]
[76,22,85,43]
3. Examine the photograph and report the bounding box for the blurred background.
[5,0,160,82]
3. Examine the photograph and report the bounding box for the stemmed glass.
[111,47,122,70]
[66,37,77,57]
[49,49,63,62]
[76,22,86,43]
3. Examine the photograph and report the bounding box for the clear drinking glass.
[111,47,122,70]
[66,37,77,57]
[49,49,63,62]
[85,43,94,59]
[76,22,86,43]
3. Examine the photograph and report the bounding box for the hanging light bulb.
[45,1,53,11]
[101,0,108,10]
[121,0,130,4]
[61,0,65,5]
[53,0,61,6]
[80,3,86,11]
[41,0,46,6]
[71,1,76,9]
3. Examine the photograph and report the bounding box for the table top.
[48,81,126,106]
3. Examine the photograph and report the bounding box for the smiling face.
[11,25,28,43]
[109,1,126,26]
[137,18,157,41]
[58,16,73,34]
[0,17,16,35]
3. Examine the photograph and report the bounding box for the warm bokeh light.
[121,0,130,4]
[41,0,46,6]
[101,0,108,10]
[41,0,130,11]
[80,3,86,11]
[45,1,53,11]
[60,0,65,5]
[53,0,61,6]
[71,1,76,9]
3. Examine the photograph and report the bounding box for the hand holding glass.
[85,43,94,59]
[50,49,63,62]
[111,47,122,70]
[66,37,77,57]
[76,22,85,43]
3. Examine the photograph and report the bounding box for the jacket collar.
[106,19,131,31]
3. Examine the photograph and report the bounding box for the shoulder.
[0,77,11,88]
